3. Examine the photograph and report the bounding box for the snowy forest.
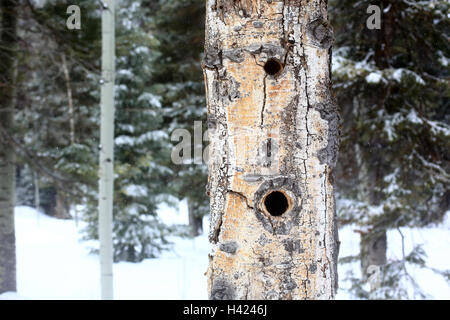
[0,0,449,300]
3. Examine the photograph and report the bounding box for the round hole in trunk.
[263,58,283,76]
[264,191,289,216]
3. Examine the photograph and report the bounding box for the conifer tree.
[150,0,209,237]
[204,0,339,300]
[330,0,449,299]
[15,0,101,217]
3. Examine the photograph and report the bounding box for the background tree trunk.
[204,0,340,300]
[360,230,386,281]
[0,0,18,294]
[98,0,116,300]
[188,198,203,237]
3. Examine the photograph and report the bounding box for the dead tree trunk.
[0,0,18,294]
[203,0,340,300]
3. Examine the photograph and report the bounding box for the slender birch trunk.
[188,198,203,237]
[61,53,75,145]
[357,0,392,285]
[98,0,115,300]
[203,0,340,300]
[0,0,18,294]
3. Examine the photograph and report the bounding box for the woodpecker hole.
[263,58,283,76]
[263,191,289,216]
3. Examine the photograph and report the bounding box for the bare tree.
[203,0,340,300]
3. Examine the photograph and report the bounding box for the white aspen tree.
[203,0,340,300]
[98,0,115,300]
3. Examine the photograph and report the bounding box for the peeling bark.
[204,0,340,300]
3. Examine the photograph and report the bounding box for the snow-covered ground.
[1,204,209,300]
[0,204,449,300]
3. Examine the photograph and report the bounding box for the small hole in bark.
[263,59,283,76]
[264,191,289,216]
